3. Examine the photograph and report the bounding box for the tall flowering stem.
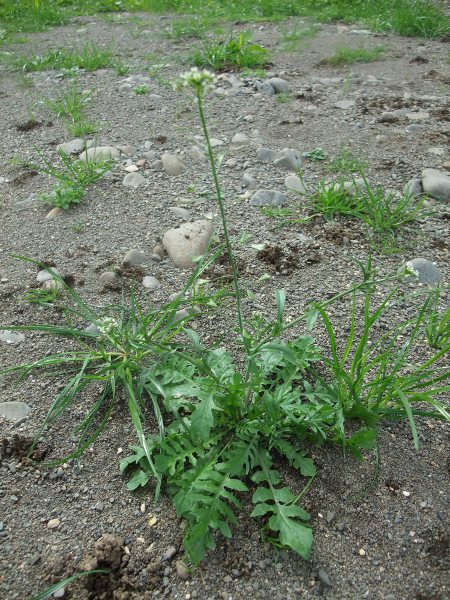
[179,69,248,350]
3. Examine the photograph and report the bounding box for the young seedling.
[191,33,269,71]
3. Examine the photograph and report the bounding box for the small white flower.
[97,317,119,335]
[398,261,420,280]
[176,67,217,94]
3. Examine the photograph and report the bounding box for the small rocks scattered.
[0,401,31,422]
[56,138,85,154]
[257,147,278,162]
[169,206,191,220]
[162,153,186,176]
[250,189,287,207]
[163,220,214,268]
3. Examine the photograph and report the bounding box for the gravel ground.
[0,10,449,600]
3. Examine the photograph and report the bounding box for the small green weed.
[164,17,210,40]
[423,287,450,350]
[24,287,60,306]
[45,86,91,121]
[72,221,87,233]
[275,91,294,103]
[191,33,269,71]
[67,120,98,137]
[324,46,385,66]
[32,149,112,209]
[303,148,328,161]
[21,44,126,73]
[280,24,318,51]
[327,147,369,174]
[134,85,149,95]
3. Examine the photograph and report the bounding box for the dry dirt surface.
[0,10,449,600]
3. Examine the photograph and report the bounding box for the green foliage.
[32,148,112,209]
[24,286,61,306]
[324,45,385,66]
[134,84,149,94]
[164,17,212,40]
[191,33,269,71]
[31,569,110,600]
[327,146,369,174]
[45,86,92,121]
[280,24,319,51]
[423,287,450,350]
[20,44,126,73]
[303,148,328,161]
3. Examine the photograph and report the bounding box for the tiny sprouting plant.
[24,286,61,306]
[323,45,385,66]
[44,85,98,137]
[21,44,127,73]
[303,148,328,161]
[32,148,112,210]
[191,33,269,71]
[134,84,149,95]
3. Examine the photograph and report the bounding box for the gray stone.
[176,560,190,580]
[79,146,120,162]
[406,258,442,284]
[123,172,145,188]
[142,276,161,290]
[37,268,59,283]
[46,207,64,219]
[257,148,278,162]
[15,194,38,209]
[163,220,214,269]
[117,145,135,156]
[0,402,31,422]
[162,546,177,561]
[403,178,423,198]
[242,170,261,190]
[57,139,85,154]
[406,112,429,121]
[85,323,101,335]
[267,77,289,94]
[250,190,287,207]
[230,133,251,149]
[142,150,157,161]
[274,148,302,171]
[284,175,307,194]
[53,586,66,598]
[334,99,355,110]
[162,154,186,176]
[189,146,207,162]
[255,81,275,96]
[379,112,399,123]
[318,569,332,587]
[99,272,119,284]
[122,249,146,267]
[169,207,191,220]
[0,331,25,344]
[421,168,450,202]
[209,138,224,147]
[151,160,163,171]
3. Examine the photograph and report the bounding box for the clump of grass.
[191,33,269,71]
[45,85,98,137]
[32,148,112,210]
[423,287,450,350]
[164,17,210,40]
[303,148,328,161]
[280,24,318,51]
[324,45,385,66]
[134,84,149,94]
[24,286,61,306]
[327,147,369,174]
[21,44,126,73]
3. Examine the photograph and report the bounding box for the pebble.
[123,172,145,188]
[162,546,177,561]
[379,112,399,123]
[274,148,302,171]
[257,148,278,162]
[406,112,429,121]
[142,276,161,290]
[122,249,147,267]
[176,560,190,580]
[284,175,307,194]
[46,207,64,219]
[118,145,135,156]
[163,220,214,269]
[152,245,164,258]
[209,138,224,147]
[403,178,423,198]
[421,168,450,202]
[124,164,139,172]
[318,568,332,587]
[0,401,31,422]
[0,331,25,344]
[142,150,157,161]
[162,153,186,176]
[230,133,251,149]
[250,190,287,207]
[267,77,289,94]
[37,268,59,283]
[334,99,355,110]
[189,146,207,162]
[169,206,191,220]
[255,81,275,96]
[79,146,120,162]
[406,258,442,284]
[47,518,60,529]
[53,587,65,598]
[56,138,85,154]
[99,271,119,284]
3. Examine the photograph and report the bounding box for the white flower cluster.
[97,317,119,335]
[398,261,420,280]
[176,67,217,93]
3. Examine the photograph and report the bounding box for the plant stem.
[196,89,248,350]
